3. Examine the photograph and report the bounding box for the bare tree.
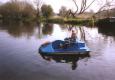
[97,0,114,12]
[59,6,67,17]
[34,0,43,18]
[93,0,115,18]
[10,0,18,2]
[65,0,96,17]
[34,0,42,10]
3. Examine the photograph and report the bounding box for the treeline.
[94,8,115,19]
[0,1,53,23]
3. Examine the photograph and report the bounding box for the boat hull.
[39,40,90,57]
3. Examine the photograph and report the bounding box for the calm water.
[0,23,115,80]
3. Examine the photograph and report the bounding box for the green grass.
[46,17,92,25]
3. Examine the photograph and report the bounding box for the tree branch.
[83,0,95,12]
[72,0,78,14]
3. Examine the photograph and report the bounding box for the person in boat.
[59,30,77,48]
[71,30,77,39]
[70,30,77,44]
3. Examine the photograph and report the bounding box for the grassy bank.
[45,17,93,25]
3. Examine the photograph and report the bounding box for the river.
[0,23,115,80]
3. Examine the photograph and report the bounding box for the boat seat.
[52,40,64,49]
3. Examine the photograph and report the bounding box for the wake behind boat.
[39,38,90,56]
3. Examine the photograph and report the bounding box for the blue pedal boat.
[39,38,90,57]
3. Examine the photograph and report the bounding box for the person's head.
[72,30,75,33]
[72,30,75,32]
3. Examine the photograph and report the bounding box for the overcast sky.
[0,0,115,13]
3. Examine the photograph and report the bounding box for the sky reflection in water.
[0,23,115,80]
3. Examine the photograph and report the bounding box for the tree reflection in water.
[0,22,36,38]
[98,24,115,38]
[42,23,53,35]
[59,24,87,42]
[0,22,54,39]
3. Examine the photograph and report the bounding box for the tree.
[59,6,67,17]
[65,0,96,17]
[0,1,35,21]
[93,0,115,19]
[41,4,53,18]
[34,0,43,18]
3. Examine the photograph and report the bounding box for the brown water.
[0,23,115,80]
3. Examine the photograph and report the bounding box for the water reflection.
[0,22,36,38]
[1,22,115,80]
[39,50,90,70]
[42,23,53,35]
[0,22,54,38]
[59,24,87,41]
[0,22,115,40]
[98,25,115,37]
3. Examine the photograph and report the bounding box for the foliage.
[59,6,68,17]
[47,17,64,23]
[46,17,92,25]
[41,4,53,18]
[0,1,36,22]
[42,23,53,35]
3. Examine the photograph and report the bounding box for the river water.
[0,23,115,80]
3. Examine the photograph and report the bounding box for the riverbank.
[1,16,115,27]
[43,17,93,26]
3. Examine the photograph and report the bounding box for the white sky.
[42,0,99,13]
[0,0,115,13]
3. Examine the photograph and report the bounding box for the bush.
[0,1,36,22]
